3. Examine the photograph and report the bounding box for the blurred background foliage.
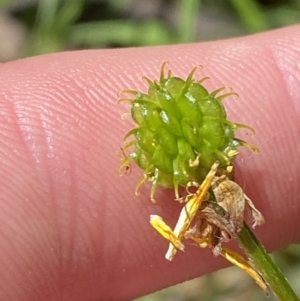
[1,0,300,61]
[0,0,299,300]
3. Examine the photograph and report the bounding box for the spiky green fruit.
[119,64,255,201]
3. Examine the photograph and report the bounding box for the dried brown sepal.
[211,175,246,233]
[199,202,235,239]
[211,175,264,232]
[184,219,225,256]
[244,194,265,228]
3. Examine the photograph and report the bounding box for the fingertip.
[0,25,300,301]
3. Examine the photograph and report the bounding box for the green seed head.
[119,64,256,201]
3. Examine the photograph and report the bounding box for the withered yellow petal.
[150,215,185,251]
[165,162,219,260]
[221,247,269,295]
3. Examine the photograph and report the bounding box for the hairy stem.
[238,223,299,300]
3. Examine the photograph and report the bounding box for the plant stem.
[238,223,299,300]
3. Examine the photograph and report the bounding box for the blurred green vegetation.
[1,0,300,60]
[135,244,300,301]
[0,0,299,300]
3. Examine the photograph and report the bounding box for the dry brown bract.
[150,161,268,294]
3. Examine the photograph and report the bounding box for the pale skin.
[0,25,300,301]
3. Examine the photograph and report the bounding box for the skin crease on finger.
[0,25,300,301]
